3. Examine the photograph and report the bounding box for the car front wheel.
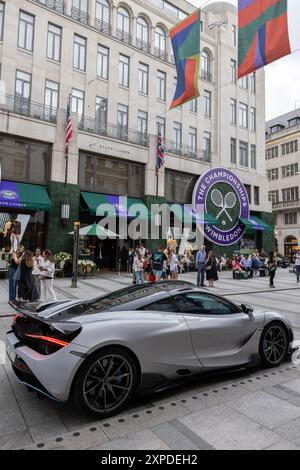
[259,322,288,367]
[73,347,138,418]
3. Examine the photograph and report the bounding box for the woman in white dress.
[39,249,57,303]
[32,248,44,298]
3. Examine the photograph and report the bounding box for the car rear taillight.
[25,334,69,349]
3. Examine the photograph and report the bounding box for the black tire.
[73,347,139,418]
[259,322,288,367]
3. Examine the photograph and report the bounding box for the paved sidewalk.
[1,268,300,450]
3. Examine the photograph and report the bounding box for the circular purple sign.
[192,168,250,246]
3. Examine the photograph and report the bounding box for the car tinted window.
[140,298,178,312]
[174,293,242,315]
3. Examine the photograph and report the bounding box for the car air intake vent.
[176,369,192,376]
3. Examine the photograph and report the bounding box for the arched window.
[201,50,211,81]
[136,17,149,51]
[95,0,110,33]
[117,6,131,42]
[155,26,166,58]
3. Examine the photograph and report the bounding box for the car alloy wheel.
[260,323,288,367]
[74,348,138,417]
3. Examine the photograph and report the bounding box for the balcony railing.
[79,116,149,147]
[71,7,89,25]
[0,93,57,123]
[116,29,132,45]
[272,200,300,211]
[94,19,112,36]
[154,48,168,62]
[200,70,213,82]
[136,39,151,54]
[32,0,65,14]
[164,139,211,162]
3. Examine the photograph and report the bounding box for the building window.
[47,23,62,62]
[15,70,31,115]
[165,170,195,204]
[95,96,107,133]
[239,75,248,90]
[282,187,299,202]
[157,70,166,101]
[251,144,256,169]
[245,185,251,204]
[204,90,211,118]
[239,102,248,128]
[139,63,149,95]
[73,34,86,71]
[18,11,34,52]
[173,122,182,151]
[250,73,256,93]
[0,2,5,41]
[136,17,149,51]
[137,110,148,145]
[250,107,256,132]
[71,88,84,126]
[239,140,248,167]
[117,7,131,41]
[155,26,166,57]
[201,50,211,81]
[282,163,299,178]
[203,131,211,158]
[189,99,197,114]
[269,191,279,204]
[44,80,58,121]
[254,187,260,205]
[232,24,236,46]
[119,54,129,88]
[285,213,297,225]
[0,135,49,184]
[79,153,144,197]
[96,0,110,27]
[97,45,109,80]
[267,168,279,181]
[117,103,128,139]
[188,127,197,154]
[231,138,237,164]
[231,59,237,83]
[156,116,165,139]
[230,98,237,124]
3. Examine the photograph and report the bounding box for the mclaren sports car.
[6,281,294,418]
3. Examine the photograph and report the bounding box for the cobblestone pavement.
[1,268,300,450]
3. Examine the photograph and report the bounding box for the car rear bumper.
[6,331,88,401]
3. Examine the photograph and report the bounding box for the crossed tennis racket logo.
[211,189,237,222]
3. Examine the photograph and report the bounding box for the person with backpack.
[151,248,167,282]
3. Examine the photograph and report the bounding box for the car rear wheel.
[259,322,288,367]
[73,347,138,418]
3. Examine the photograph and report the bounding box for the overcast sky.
[190,0,300,120]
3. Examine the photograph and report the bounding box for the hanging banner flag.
[170,9,201,110]
[238,0,291,79]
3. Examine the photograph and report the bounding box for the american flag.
[65,101,73,155]
[156,133,165,171]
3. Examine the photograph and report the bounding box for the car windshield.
[64,282,191,316]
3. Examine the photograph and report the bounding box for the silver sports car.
[6,281,294,418]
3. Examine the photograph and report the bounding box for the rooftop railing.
[0,93,57,123]
[32,0,65,14]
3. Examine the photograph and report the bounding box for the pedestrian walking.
[196,245,207,287]
[127,248,134,277]
[39,250,57,303]
[169,250,179,280]
[206,251,218,288]
[8,245,25,302]
[17,251,39,302]
[151,248,166,282]
[32,248,43,298]
[133,251,144,284]
[268,258,277,289]
[295,250,300,283]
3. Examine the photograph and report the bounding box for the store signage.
[192,167,250,246]
[0,181,23,208]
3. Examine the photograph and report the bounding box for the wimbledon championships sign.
[192,168,250,246]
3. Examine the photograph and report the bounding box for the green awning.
[241,216,273,232]
[81,192,146,218]
[0,180,52,212]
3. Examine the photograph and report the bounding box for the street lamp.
[71,221,80,288]
[61,198,70,224]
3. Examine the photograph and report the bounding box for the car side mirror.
[241,304,254,316]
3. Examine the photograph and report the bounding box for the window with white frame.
[119,54,129,87]
[44,80,58,119]
[282,187,299,202]
[156,116,165,138]
[201,50,211,80]
[203,131,211,157]
[239,102,248,128]
[47,23,62,62]
[231,98,237,124]
[231,138,237,164]
[73,34,86,71]
[117,7,130,38]
[189,127,197,153]
[137,17,149,49]
[139,63,149,95]
[117,104,128,136]
[250,73,256,93]
[97,45,109,79]
[72,0,88,13]
[232,24,236,46]
[137,110,148,135]
[71,88,84,123]
[239,75,248,90]
[155,26,166,53]
[239,140,248,167]
[173,122,182,150]
[95,96,107,132]
[18,11,34,51]
[285,212,297,225]
[204,90,211,117]
[96,0,110,26]
[189,99,197,113]
[250,107,256,132]
[15,70,31,112]
[157,70,166,101]
[231,59,237,83]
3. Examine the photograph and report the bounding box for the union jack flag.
[157,133,165,171]
[65,102,73,155]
